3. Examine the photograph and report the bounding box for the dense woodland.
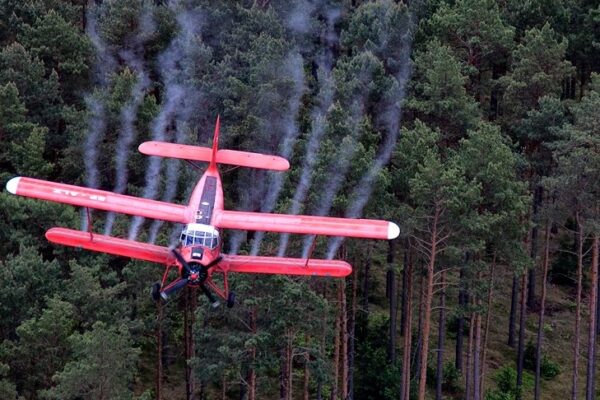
[0,0,599,399]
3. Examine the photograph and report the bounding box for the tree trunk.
[573,214,584,400]
[414,270,425,389]
[528,185,543,309]
[156,300,163,400]
[481,255,496,396]
[456,253,469,372]
[341,280,348,400]
[248,305,257,400]
[185,288,197,400]
[435,270,446,400]
[388,240,398,363]
[400,248,413,400]
[280,340,291,400]
[508,274,519,347]
[401,239,410,335]
[287,333,293,400]
[465,313,475,400]
[473,310,482,400]
[222,375,227,400]
[597,270,600,338]
[585,234,598,400]
[535,224,551,400]
[347,267,358,400]
[362,256,371,313]
[516,272,528,400]
[331,283,341,400]
[304,354,310,400]
[417,207,440,400]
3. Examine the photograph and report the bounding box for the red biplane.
[6,117,399,307]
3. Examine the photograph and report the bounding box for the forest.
[0,0,599,399]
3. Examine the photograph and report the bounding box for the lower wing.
[222,254,351,277]
[46,228,174,265]
[214,210,399,240]
[46,228,350,276]
[6,177,188,223]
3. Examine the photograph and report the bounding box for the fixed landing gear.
[227,291,236,308]
[151,282,236,309]
[151,282,161,302]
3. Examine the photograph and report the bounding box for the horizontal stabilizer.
[222,254,351,277]
[138,141,290,171]
[6,177,189,223]
[46,228,174,265]
[214,210,400,240]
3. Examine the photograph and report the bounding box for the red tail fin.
[210,115,220,169]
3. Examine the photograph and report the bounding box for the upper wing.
[46,227,174,265]
[139,142,290,171]
[213,210,399,240]
[6,177,188,223]
[221,254,351,277]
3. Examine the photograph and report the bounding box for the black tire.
[151,282,161,302]
[226,291,236,308]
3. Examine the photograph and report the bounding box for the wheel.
[151,282,161,302]
[226,291,236,308]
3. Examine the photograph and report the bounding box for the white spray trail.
[249,52,306,256]
[81,3,117,230]
[297,49,379,257]
[81,96,106,231]
[104,6,155,235]
[326,3,418,259]
[300,108,364,258]
[147,122,189,244]
[277,67,335,256]
[128,85,185,240]
[277,6,340,257]
[128,2,203,241]
[85,3,117,86]
[104,61,151,234]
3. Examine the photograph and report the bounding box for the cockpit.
[180,223,220,249]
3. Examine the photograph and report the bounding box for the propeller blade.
[160,278,189,300]
[170,248,191,274]
[205,255,223,269]
[200,284,220,308]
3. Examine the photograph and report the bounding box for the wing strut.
[85,208,93,240]
[304,235,318,268]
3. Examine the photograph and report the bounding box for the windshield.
[180,223,219,249]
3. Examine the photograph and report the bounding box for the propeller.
[159,248,222,307]
[160,277,189,301]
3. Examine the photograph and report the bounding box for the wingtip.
[387,222,400,240]
[6,177,20,194]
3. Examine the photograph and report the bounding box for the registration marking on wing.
[52,188,107,202]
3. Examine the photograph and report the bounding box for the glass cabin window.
[179,224,219,249]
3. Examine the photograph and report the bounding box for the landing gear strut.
[227,291,236,308]
[151,282,161,302]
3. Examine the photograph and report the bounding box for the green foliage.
[19,10,93,79]
[0,42,62,124]
[0,245,63,338]
[487,365,534,399]
[523,340,561,379]
[408,39,479,141]
[8,125,54,177]
[42,321,140,400]
[2,298,76,398]
[0,0,599,398]
[501,23,574,118]
[354,314,400,400]
[426,361,462,393]
[544,73,600,229]
[0,362,17,400]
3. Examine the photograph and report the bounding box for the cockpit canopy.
[180,223,220,249]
